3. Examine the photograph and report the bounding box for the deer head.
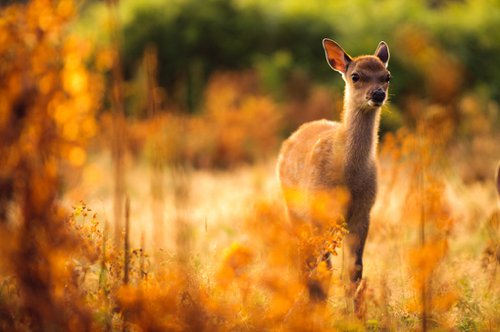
[322,39,391,111]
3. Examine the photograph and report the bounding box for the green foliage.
[122,0,270,111]
[118,0,335,111]
[254,51,292,100]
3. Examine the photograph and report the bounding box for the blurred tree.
[123,0,269,112]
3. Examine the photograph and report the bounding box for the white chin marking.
[368,100,383,108]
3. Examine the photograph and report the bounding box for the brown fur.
[277,40,391,298]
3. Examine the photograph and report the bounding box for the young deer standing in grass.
[277,40,390,300]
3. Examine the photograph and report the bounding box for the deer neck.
[342,93,381,169]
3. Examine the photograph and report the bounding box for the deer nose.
[371,89,386,103]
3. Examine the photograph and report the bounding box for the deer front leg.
[343,223,369,318]
[343,208,370,293]
[344,227,368,285]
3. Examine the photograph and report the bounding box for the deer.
[277,39,390,301]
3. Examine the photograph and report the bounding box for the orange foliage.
[0,0,102,330]
[124,71,282,168]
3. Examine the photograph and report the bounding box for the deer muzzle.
[370,89,386,105]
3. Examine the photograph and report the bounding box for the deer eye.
[351,73,360,82]
[385,74,391,82]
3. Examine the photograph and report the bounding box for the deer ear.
[322,38,352,74]
[375,41,390,67]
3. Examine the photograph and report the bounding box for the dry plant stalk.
[124,196,130,285]
[496,163,500,200]
[144,46,166,249]
[417,131,429,332]
[107,0,127,248]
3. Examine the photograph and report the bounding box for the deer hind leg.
[281,201,329,301]
[288,187,346,302]
[302,189,346,302]
[302,246,335,302]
